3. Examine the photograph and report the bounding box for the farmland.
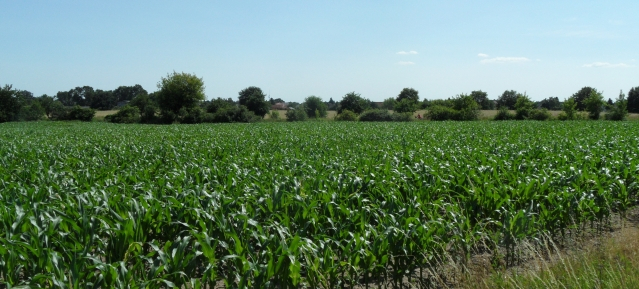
[1,121,638,288]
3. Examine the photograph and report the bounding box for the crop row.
[1,121,638,288]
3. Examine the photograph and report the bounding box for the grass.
[474,226,639,289]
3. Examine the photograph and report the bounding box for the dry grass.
[93,110,118,121]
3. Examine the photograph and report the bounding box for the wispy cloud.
[398,61,415,65]
[480,57,531,64]
[477,53,489,58]
[582,62,632,68]
[397,50,418,55]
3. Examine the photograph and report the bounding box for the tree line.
[2,72,638,123]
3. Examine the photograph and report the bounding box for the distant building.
[271,102,288,110]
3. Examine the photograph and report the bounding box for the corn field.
[1,121,638,288]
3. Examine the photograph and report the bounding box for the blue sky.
[1,1,637,102]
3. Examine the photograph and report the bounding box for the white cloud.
[480,57,531,64]
[582,62,632,68]
[477,53,489,58]
[397,50,418,55]
[398,61,415,65]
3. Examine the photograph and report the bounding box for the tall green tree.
[561,97,578,120]
[470,90,494,110]
[496,90,518,109]
[628,86,639,113]
[539,97,561,110]
[514,94,534,120]
[0,85,20,122]
[584,89,604,120]
[338,92,369,114]
[238,86,270,118]
[605,90,628,121]
[303,96,327,118]
[156,71,206,122]
[382,97,396,110]
[571,86,595,111]
[396,88,419,104]
[394,98,417,113]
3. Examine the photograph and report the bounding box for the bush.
[105,105,140,123]
[205,105,260,123]
[605,91,628,121]
[529,108,551,121]
[358,109,393,121]
[391,112,414,122]
[394,98,417,113]
[66,106,96,121]
[17,100,45,121]
[303,96,327,118]
[335,109,358,121]
[270,110,280,120]
[286,106,308,122]
[179,107,205,124]
[427,105,460,121]
[493,107,515,120]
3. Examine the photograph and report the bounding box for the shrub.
[394,98,417,113]
[205,105,260,123]
[452,94,480,121]
[584,90,604,120]
[493,107,515,120]
[105,105,140,123]
[391,112,414,122]
[335,109,358,121]
[270,110,280,120]
[529,108,551,121]
[358,109,393,121]
[286,106,308,122]
[67,106,96,121]
[605,91,628,121]
[427,105,460,121]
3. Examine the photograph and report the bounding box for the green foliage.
[627,86,639,114]
[270,110,280,120]
[338,92,369,114]
[529,108,551,121]
[105,105,141,123]
[335,109,358,121]
[559,97,578,120]
[204,105,260,123]
[394,98,417,113]
[514,94,534,120]
[584,89,604,120]
[0,84,20,122]
[539,96,561,110]
[285,106,308,121]
[391,112,414,122]
[66,106,96,121]
[382,97,396,110]
[303,96,327,118]
[130,93,158,123]
[427,105,460,121]
[470,90,494,110]
[17,99,45,121]
[571,86,595,111]
[238,86,270,118]
[452,94,480,120]
[396,87,419,103]
[497,90,519,110]
[1,121,637,288]
[493,106,515,120]
[358,109,394,121]
[156,71,205,122]
[605,90,628,121]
